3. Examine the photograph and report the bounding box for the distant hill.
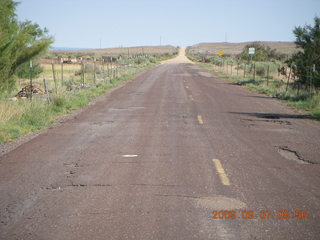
[189,41,298,56]
[51,47,92,51]
[49,45,177,57]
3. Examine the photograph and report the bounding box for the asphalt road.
[1,55,320,239]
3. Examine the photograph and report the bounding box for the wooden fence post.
[286,64,292,92]
[93,58,96,84]
[29,60,33,101]
[51,63,57,94]
[43,79,50,103]
[266,64,270,86]
[107,62,110,82]
[237,62,239,76]
[61,62,64,85]
[81,62,85,87]
[102,60,106,82]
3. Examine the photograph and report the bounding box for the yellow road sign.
[217,50,224,56]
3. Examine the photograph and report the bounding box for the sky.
[16,0,320,49]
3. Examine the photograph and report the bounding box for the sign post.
[248,48,255,63]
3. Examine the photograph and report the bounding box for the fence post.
[81,62,85,87]
[231,64,233,75]
[93,58,96,84]
[102,60,106,82]
[309,66,312,92]
[51,63,57,94]
[43,79,50,103]
[61,61,64,86]
[108,62,110,82]
[29,60,33,101]
[237,62,239,76]
[267,64,270,86]
[286,64,292,92]
[253,63,256,80]
[244,64,246,78]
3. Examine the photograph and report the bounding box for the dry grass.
[189,41,298,56]
[49,45,178,57]
[0,100,30,122]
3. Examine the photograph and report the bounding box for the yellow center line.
[197,115,204,124]
[212,159,231,186]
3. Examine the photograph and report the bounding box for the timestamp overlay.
[210,209,310,220]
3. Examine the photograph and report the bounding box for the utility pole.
[160,36,162,46]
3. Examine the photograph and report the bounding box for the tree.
[0,0,53,92]
[289,17,320,87]
[240,42,285,62]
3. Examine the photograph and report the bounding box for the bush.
[149,56,157,63]
[15,61,43,79]
[52,95,66,108]
[255,65,266,76]
[75,63,101,76]
[63,78,77,91]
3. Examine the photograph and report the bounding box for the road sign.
[218,50,224,56]
[248,48,255,55]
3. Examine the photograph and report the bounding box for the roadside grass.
[0,64,153,143]
[197,62,320,120]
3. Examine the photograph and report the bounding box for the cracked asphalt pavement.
[1,51,320,239]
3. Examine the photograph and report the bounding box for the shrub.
[255,64,266,76]
[75,63,101,76]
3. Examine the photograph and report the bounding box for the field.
[49,45,178,58]
[188,41,298,56]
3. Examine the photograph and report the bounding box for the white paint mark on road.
[122,155,138,158]
[197,115,204,125]
[213,159,230,186]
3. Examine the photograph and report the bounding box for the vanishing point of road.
[1,48,320,239]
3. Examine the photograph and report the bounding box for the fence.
[16,54,157,101]
[189,53,319,94]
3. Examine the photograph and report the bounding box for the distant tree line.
[0,0,52,93]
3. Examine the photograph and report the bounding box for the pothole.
[92,121,114,125]
[172,114,192,119]
[277,146,313,164]
[194,196,246,210]
[63,162,83,168]
[241,118,291,125]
